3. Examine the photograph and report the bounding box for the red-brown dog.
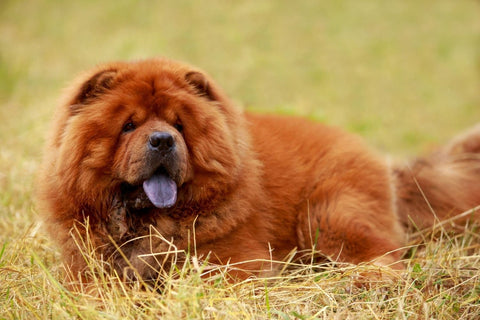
[38,58,480,284]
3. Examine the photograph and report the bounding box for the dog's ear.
[185,71,216,101]
[70,69,118,113]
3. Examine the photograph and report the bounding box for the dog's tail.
[394,124,480,231]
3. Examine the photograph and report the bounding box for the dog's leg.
[297,189,405,270]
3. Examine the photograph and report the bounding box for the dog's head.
[42,58,248,215]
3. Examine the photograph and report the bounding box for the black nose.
[148,132,175,152]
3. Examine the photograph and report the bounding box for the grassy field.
[1,0,480,318]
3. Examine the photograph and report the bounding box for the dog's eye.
[174,123,183,133]
[122,121,136,133]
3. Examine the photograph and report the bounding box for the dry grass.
[1,0,480,319]
[2,219,480,319]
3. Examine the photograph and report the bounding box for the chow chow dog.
[38,58,480,284]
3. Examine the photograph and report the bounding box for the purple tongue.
[142,173,177,208]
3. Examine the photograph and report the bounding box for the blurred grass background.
[2,0,479,153]
[1,0,480,318]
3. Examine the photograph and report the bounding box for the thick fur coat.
[38,58,480,283]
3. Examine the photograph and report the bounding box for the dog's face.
[109,88,190,209]
[49,59,246,212]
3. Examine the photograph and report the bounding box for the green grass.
[1,0,480,318]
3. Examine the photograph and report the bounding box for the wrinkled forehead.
[106,68,191,112]
[117,64,185,92]
[70,58,216,126]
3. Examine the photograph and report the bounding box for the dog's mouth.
[142,168,177,208]
[121,167,178,210]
